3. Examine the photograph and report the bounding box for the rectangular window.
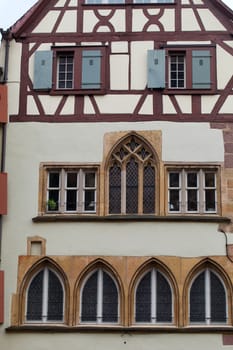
[169,53,185,88]
[167,168,218,214]
[53,47,106,94]
[45,167,98,214]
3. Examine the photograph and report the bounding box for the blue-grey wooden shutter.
[81,50,101,89]
[192,50,211,89]
[147,50,165,89]
[33,51,53,90]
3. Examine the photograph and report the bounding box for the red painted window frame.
[51,46,108,95]
[0,173,7,215]
[164,46,216,94]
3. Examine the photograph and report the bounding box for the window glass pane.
[143,165,155,214]
[136,272,151,322]
[84,189,95,211]
[187,173,198,187]
[169,190,180,211]
[205,172,215,187]
[109,164,121,214]
[66,190,77,211]
[156,271,172,323]
[27,270,43,321]
[58,54,74,89]
[205,189,216,212]
[187,189,198,211]
[49,172,60,188]
[81,271,98,322]
[47,270,63,321]
[85,172,96,187]
[126,158,138,214]
[67,173,78,187]
[48,190,59,211]
[210,272,226,323]
[190,272,205,323]
[169,173,180,187]
[102,272,118,323]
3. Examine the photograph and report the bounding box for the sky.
[0,0,232,30]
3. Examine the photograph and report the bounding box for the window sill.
[163,89,217,95]
[6,325,233,333]
[32,214,231,223]
[49,89,107,96]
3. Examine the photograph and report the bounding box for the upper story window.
[108,135,158,215]
[33,47,107,94]
[26,267,64,323]
[80,269,119,324]
[147,46,216,93]
[167,167,218,214]
[135,268,173,324]
[189,269,227,325]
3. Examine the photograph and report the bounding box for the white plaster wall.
[56,10,77,32]
[32,11,60,33]
[159,9,175,32]
[0,330,227,350]
[131,41,153,89]
[111,41,128,53]
[83,11,99,32]
[197,9,226,31]
[110,55,129,90]
[216,45,233,90]
[182,9,201,31]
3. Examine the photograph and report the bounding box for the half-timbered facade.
[0,0,233,349]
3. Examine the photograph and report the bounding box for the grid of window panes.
[47,169,96,213]
[57,53,74,89]
[169,53,185,88]
[168,169,217,214]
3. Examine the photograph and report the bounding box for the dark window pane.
[136,272,151,322]
[143,165,155,214]
[81,271,98,322]
[85,173,95,187]
[27,270,43,321]
[190,272,205,322]
[187,173,198,187]
[66,190,77,211]
[102,272,118,323]
[67,173,77,187]
[157,272,172,322]
[205,173,215,187]
[169,173,180,187]
[210,272,226,323]
[187,190,198,211]
[169,189,180,211]
[49,172,60,188]
[84,190,95,211]
[47,270,63,321]
[109,164,121,214]
[48,190,59,211]
[126,158,138,214]
[205,189,216,212]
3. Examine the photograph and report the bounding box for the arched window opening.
[26,267,64,323]
[189,269,227,324]
[108,135,156,215]
[135,268,173,324]
[81,269,119,324]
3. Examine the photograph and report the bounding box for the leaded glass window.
[26,268,64,323]
[81,269,119,324]
[189,269,227,324]
[135,269,173,324]
[109,135,156,214]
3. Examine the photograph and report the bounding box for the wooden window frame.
[165,165,220,216]
[39,163,100,216]
[51,46,108,95]
[165,46,216,94]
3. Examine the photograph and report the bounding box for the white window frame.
[168,168,218,214]
[189,269,228,325]
[25,267,65,324]
[80,269,120,324]
[169,52,186,89]
[134,268,174,324]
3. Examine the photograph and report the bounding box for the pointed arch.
[105,132,160,215]
[19,257,69,325]
[183,258,232,326]
[129,258,178,325]
[74,259,124,325]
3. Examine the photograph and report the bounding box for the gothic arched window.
[108,135,157,214]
